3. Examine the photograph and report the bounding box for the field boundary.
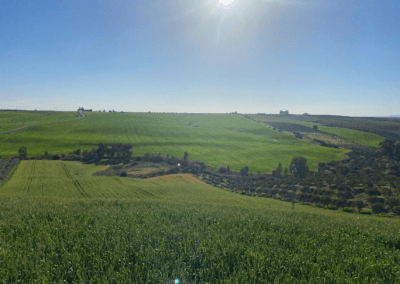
[0,160,21,189]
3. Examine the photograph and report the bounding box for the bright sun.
[219,0,235,6]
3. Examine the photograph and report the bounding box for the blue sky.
[0,0,399,115]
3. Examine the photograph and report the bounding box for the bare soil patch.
[94,161,171,178]
[265,122,318,133]
[148,174,206,184]
[302,132,357,149]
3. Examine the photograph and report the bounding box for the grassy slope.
[250,115,385,147]
[318,126,385,147]
[0,112,345,172]
[0,111,80,132]
[0,161,399,283]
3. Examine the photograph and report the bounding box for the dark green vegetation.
[55,141,400,216]
[248,114,396,147]
[0,111,347,172]
[0,158,19,184]
[1,161,400,283]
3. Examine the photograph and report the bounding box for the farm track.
[2,111,85,135]
[61,163,90,198]
[3,125,30,134]
[24,160,36,194]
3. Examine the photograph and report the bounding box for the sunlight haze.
[0,0,399,116]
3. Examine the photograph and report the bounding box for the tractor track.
[24,160,36,194]
[61,163,90,198]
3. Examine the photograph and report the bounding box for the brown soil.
[302,132,357,148]
[148,174,206,184]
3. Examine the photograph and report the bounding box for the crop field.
[0,111,80,132]
[249,115,385,147]
[317,126,386,147]
[0,111,347,172]
[0,161,400,283]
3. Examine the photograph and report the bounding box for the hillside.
[0,111,347,173]
[0,160,400,283]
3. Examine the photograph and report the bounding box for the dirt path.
[2,111,85,134]
[3,125,30,134]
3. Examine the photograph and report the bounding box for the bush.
[218,166,229,174]
[360,208,372,215]
[352,200,365,213]
[343,207,354,213]
[240,166,249,176]
[367,196,383,204]
[372,203,385,214]
[52,155,60,160]
[385,197,400,210]
[18,146,27,158]
[119,172,127,177]
[366,187,380,196]
[167,167,179,174]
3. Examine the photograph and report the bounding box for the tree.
[385,197,400,211]
[313,125,318,131]
[379,139,396,156]
[275,163,283,178]
[240,166,249,176]
[290,156,309,178]
[352,200,365,213]
[372,203,385,214]
[18,146,27,158]
[183,151,189,165]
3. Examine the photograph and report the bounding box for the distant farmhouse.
[77,107,92,112]
[280,110,289,116]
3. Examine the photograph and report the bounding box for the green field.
[1,160,399,283]
[0,111,346,172]
[317,126,385,147]
[249,115,385,147]
[0,111,80,132]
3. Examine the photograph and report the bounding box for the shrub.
[372,203,385,214]
[120,172,127,177]
[366,187,380,196]
[367,196,383,204]
[52,155,60,160]
[360,208,372,215]
[343,207,354,213]
[385,197,400,210]
[167,167,179,174]
[218,166,229,174]
[290,157,309,178]
[18,146,27,158]
[352,200,365,213]
[240,166,249,176]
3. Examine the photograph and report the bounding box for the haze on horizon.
[0,0,399,116]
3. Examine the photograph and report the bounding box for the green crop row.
[0,112,346,172]
[0,196,399,283]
